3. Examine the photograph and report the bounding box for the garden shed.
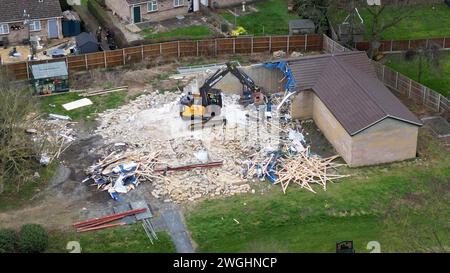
[289,19,316,35]
[75,32,99,54]
[283,51,423,167]
[30,61,69,95]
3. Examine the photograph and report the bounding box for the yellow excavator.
[179,62,265,121]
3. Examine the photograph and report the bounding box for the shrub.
[18,224,49,253]
[0,229,18,253]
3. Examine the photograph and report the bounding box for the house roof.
[75,32,98,47]
[289,19,315,29]
[287,51,422,135]
[31,61,68,80]
[0,0,62,23]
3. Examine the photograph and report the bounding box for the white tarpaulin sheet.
[62,98,93,111]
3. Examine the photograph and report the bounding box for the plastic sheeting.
[264,61,296,92]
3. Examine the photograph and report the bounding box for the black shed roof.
[287,51,422,135]
[75,32,98,47]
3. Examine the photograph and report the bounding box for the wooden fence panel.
[105,50,124,68]
[253,37,270,53]
[409,39,427,49]
[124,46,143,64]
[179,41,196,57]
[392,40,409,51]
[216,38,234,55]
[161,42,178,58]
[67,55,87,72]
[307,34,322,51]
[86,52,106,70]
[288,35,305,52]
[270,36,288,52]
[2,35,322,80]
[235,37,252,54]
[143,44,161,58]
[197,40,216,56]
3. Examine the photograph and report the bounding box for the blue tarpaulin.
[264,61,296,92]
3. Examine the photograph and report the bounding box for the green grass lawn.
[39,91,127,121]
[220,0,299,35]
[331,4,450,40]
[47,224,176,253]
[141,25,213,40]
[0,162,57,212]
[186,131,450,252]
[384,52,450,97]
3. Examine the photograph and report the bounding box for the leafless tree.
[0,68,39,194]
[365,0,414,58]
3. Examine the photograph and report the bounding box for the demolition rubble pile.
[29,116,76,165]
[89,87,348,203]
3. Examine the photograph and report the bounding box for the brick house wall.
[0,18,62,45]
[141,0,190,22]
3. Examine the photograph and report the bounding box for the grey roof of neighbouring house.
[286,51,422,136]
[289,19,315,29]
[31,61,68,80]
[0,0,62,23]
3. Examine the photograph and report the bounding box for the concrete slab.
[130,200,153,220]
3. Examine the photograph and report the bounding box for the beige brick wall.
[0,18,62,45]
[350,118,418,167]
[106,0,131,22]
[214,65,284,95]
[141,0,190,22]
[291,90,313,120]
[312,94,353,164]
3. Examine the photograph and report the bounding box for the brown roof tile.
[0,0,62,23]
[286,51,422,135]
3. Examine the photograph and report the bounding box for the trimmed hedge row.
[0,224,48,253]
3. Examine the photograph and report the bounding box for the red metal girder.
[73,208,147,228]
[77,222,127,233]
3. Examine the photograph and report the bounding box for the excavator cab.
[179,62,263,120]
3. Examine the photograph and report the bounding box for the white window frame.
[29,21,41,32]
[147,0,158,12]
[0,23,9,35]
[173,0,184,7]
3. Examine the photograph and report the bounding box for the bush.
[0,229,18,253]
[18,224,49,253]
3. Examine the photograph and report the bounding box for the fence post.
[390,40,393,52]
[408,78,412,98]
[159,43,163,56]
[122,49,126,65]
[177,41,181,58]
[408,39,411,49]
[233,38,236,55]
[141,44,144,61]
[444,37,447,49]
[437,94,441,112]
[215,39,218,56]
[196,40,199,56]
[381,65,385,82]
[104,51,107,68]
[269,36,272,53]
[286,36,290,53]
[65,56,69,73]
[395,71,399,89]
[26,61,30,80]
[423,86,427,104]
[251,37,254,54]
[304,34,308,51]
[85,54,88,70]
